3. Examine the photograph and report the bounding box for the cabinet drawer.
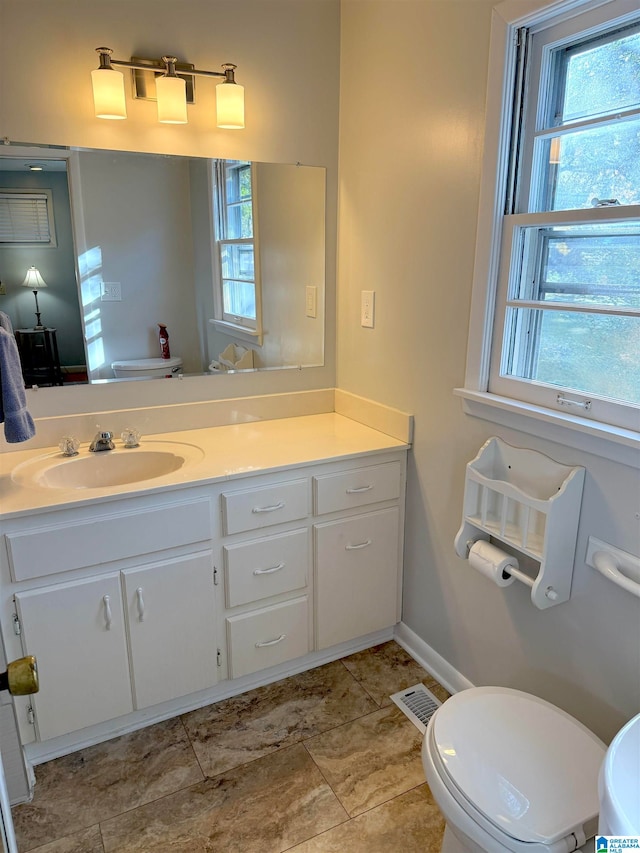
[313,461,401,516]
[224,529,308,608]
[221,480,308,535]
[226,597,309,678]
[6,499,211,582]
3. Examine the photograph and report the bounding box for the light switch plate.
[305,285,317,318]
[361,290,375,328]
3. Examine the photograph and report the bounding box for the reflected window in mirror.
[212,160,262,337]
[0,189,57,247]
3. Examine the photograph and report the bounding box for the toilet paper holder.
[455,438,585,609]
[463,537,558,601]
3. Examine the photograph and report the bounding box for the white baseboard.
[393,622,475,695]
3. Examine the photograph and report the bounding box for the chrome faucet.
[89,430,115,452]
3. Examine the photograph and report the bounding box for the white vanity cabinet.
[0,422,408,760]
[1,494,217,744]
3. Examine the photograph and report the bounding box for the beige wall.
[338,0,640,742]
[0,0,339,414]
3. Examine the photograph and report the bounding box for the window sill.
[454,388,640,469]
[208,319,263,346]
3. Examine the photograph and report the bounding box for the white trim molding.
[394,622,475,696]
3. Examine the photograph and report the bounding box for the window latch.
[556,393,591,411]
[591,197,620,207]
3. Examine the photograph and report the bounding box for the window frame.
[458,0,640,462]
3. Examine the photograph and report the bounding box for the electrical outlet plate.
[101,282,122,302]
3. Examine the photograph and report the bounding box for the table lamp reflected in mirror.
[21,266,47,329]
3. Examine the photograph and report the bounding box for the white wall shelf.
[455,437,585,609]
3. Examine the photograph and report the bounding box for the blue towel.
[0,311,13,335]
[0,327,36,443]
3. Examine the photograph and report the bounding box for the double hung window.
[211,159,261,334]
[478,1,640,434]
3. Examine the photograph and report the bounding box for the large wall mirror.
[0,145,326,387]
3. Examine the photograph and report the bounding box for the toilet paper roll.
[468,540,517,588]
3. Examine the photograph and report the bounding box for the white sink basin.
[12,442,205,490]
[598,712,640,835]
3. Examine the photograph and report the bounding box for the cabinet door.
[122,552,217,710]
[315,507,400,649]
[15,575,133,741]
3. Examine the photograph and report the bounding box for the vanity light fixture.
[91,47,245,129]
[21,266,47,329]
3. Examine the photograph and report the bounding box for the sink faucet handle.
[121,427,141,448]
[58,436,80,457]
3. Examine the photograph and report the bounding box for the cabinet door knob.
[255,634,287,648]
[103,594,113,630]
[253,563,285,576]
[345,539,372,551]
[136,587,146,622]
[251,502,285,514]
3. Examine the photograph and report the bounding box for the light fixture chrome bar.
[128,56,195,103]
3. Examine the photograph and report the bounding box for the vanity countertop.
[0,413,409,518]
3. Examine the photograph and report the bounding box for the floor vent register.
[390,683,442,734]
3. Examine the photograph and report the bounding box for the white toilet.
[422,686,607,853]
[111,356,183,379]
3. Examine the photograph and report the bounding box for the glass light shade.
[91,68,127,119]
[216,81,245,129]
[21,266,47,289]
[156,75,187,124]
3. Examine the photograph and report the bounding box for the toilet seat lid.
[432,686,606,845]
[111,357,182,371]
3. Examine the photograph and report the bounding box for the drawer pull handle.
[252,502,285,514]
[345,539,372,551]
[255,634,287,648]
[253,562,285,576]
[346,485,373,494]
[136,587,146,622]
[103,595,113,630]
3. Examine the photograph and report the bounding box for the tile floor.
[12,641,450,853]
